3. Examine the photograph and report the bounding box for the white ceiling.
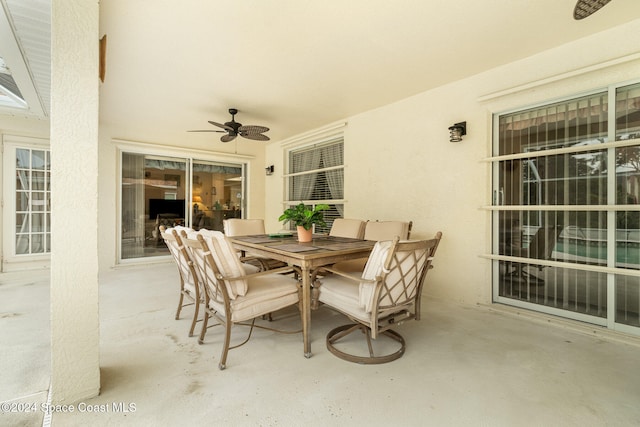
[2,0,640,144]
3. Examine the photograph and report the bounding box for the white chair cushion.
[318,276,370,323]
[359,240,393,312]
[364,221,410,241]
[319,240,394,320]
[223,218,266,236]
[192,229,250,298]
[208,274,299,322]
[330,258,367,275]
[329,218,366,239]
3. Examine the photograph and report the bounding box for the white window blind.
[284,139,344,233]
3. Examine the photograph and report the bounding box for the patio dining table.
[227,234,376,358]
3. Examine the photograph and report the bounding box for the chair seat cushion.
[209,274,299,322]
[319,240,396,320]
[318,276,370,323]
[330,258,367,275]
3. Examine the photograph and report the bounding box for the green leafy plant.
[279,203,330,230]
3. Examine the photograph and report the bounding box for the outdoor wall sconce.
[448,122,467,143]
[265,165,274,175]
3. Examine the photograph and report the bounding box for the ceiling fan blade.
[238,125,269,134]
[220,133,237,143]
[241,132,270,141]
[208,120,234,132]
[188,130,225,133]
[573,0,611,19]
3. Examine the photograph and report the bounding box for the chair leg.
[326,323,406,364]
[175,292,185,320]
[364,327,375,358]
[219,321,232,370]
[198,311,210,345]
[188,298,200,337]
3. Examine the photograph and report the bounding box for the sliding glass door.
[120,151,245,260]
[492,81,640,334]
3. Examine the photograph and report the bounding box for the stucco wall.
[50,0,100,404]
[265,19,640,305]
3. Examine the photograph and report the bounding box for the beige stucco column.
[50,0,100,403]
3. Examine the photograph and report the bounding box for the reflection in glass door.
[191,160,243,232]
[121,153,186,259]
[120,152,245,260]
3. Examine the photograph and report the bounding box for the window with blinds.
[492,81,640,333]
[284,139,344,233]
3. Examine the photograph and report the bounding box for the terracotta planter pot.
[296,226,313,242]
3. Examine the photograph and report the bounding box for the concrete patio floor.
[2,262,640,426]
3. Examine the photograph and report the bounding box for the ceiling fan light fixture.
[573,0,611,20]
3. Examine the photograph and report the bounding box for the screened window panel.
[499,152,608,207]
[615,86,640,271]
[498,92,608,156]
[500,265,607,319]
[616,275,640,327]
[616,82,640,140]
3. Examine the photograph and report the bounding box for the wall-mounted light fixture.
[265,165,274,175]
[448,121,467,143]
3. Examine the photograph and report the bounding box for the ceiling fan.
[573,0,611,20]
[189,108,270,142]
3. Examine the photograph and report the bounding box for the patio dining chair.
[363,220,412,241]
[223,218,287,271]
[183,229,301,370]
[159,225,202,337]
[330,220,413,275]
[317,231,442,364]
[329,218,367,239]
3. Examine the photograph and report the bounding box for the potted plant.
[279,203,330,242]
